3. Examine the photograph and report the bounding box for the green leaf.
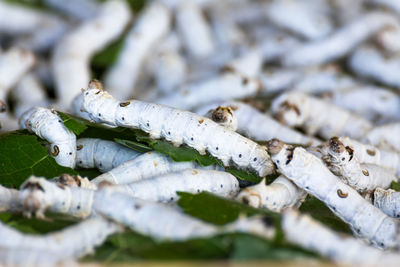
[0,131,77,187]
[391,181,400,192]
[114,138,152,153]
[57,112,88,135]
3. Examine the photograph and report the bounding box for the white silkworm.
[0,217,120,262]
[349,45,400,88]
[156,70,261,110]
[112,169,239,203]
[237,175,307,212]
[52,0,131,109]
[282,12,397,67]
[265,0,332,40]
[221,50,263,78]
[176,1,215,59]
[271,92,373,140]
[282,209,400,267]
[45,0,100,20]
[257,31,301,63]
[0,248,76,267]
[104,2,171,100]
[267,139,400,249]
[80,83,274,177]
[19,107,76,168]
[91,151,222,186]
[320,137,397,193]
[204,106,238,131]
[374,188,400,219]
[0,185,21,213]
[20,176,95,218]
[374,24,400,54]
[0,47,35,112]
[52,174,97,190]
[259,68,301,95]
[365,123,400,152]
[93,187,275,242]
[196,101,319,146]
[76,138,142,172]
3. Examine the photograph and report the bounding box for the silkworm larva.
[112,169,239,203]
[91,151,223,186]
[282,12,397,67]
[104,2,171,100]
[374,188,400,219]
[76,138,142,172]
[364,122,400,152]
[267,139,400,249]
[52,0,131,109]
[321,137,397,193]
[271,92,372,140]
[19,107,76,168]
[0,185,21,213]
[44,0,100,20]
[80,82,274,177]
[237,175,307,212]
[0,248,76,267]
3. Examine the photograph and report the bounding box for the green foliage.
[58,111,88,135]
[391,181,400,192]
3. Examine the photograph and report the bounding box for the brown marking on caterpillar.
[0,101,6,113]
[345,146,354,161]
[220,65,235,74]
[72,175,82,187]
[329,137,346,154]
[280,101,301,116]
[88,79,104,91]
[362,169,370,176]
[192,170,199,175]
[51,145,60,156]
[119,101,131,107]
[198,119,204,124]
[77,145,83,151]
[285,147,295,165]
[337,189,348,198]
[211,106,231,123]
[366,149,376,156]
[267,139,284,155]
[243,192,262,206]
[153,161,158,167]
[242,77,249,85]
[22,182,45,192]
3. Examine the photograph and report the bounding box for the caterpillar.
[111,169,239,203]
[44,0,100,20]
[80,81,275,177]
[267,139,400,249]
[282,209,400,267]
[76,138,142,172]
[320,137,397,193]
[237,175,307,212]
[365,122,400,152]
[374,188,400,219]
[92,151,223,186]
[19,107,76,168]
[282,12,397,67]
[0,248,75,267]
[271,92,372,140]
[0,185,21,213]
[52,0,131,109]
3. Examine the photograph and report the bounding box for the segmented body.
[374,188,400,219]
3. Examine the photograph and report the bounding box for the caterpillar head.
[209,106,238,131]
[237,188,262,208]
[325,137,353,166]
[271,93,308,127]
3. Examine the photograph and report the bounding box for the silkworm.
[374,24,400,54]
[52,0,131,109]
[271,92,373,140]
[267,139,400,249]
[19,107,76,168]
[0,185,21,213]
[365,123,400,152]
[80,83,275,177]
[259,68,301,95]
[44,0,100,20]
[221,50,263,78]
[19,176,94,218]
[91,151,222,186]
[0,248,76,267]
[196,101,319,146]
[112,169,239,203]
[374,188,400,219]
[257,31,301,63]
[104,2,171,100]
[282,209,400,267]
[321,137,398,193]
[349,45,400,88]
[282,12,397,67]
[93,187,275,241]
[52,174,97,190]
[76,138,142,172]
[237,175,307,212]
[204,106,238,131]
[176,1,215,59]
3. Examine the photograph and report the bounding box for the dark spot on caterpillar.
[79,161,82,164]
[120,101,130,107]
[73,176,81,187]
[285,147,294,165]
[98,113,101,116]
[341,157,345,161]
[220,184,223,188]
[168,131,171,135]
[337,189,348,198]
[85,92,89,95]
[379,243,384,248]
[95,91,101,95]
[216,147,218,150]
[69,152,72,155]
[331,206,336,211]
[366,149,376,156]
[239,154,242,158]
[362,169,369,176]
[242,197,249,205]
[305,186,309,190]
[62,202,65,206]
[191,137,194,141]
[146,123,150,127]
[261,216,273,227]
[99,163,102,167]
[77,205,81,210]
[345,146,354,161]
[58,120,62,123]
[77,145,83,151]
[197,189,200,193]
[170,197,174,201]
[198,119,204,124]
[22,182,45,192]
[51,145,60,156]
[280,101,301,116]
[253,157,257,162]
[276,160,280,164]
[220,65,235,74]
[242,77,249,85]
[122,117,125,120]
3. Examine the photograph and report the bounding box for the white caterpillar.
[76,138,142,172]
[365,123,400,152]
[93,187,275,242]
[374,188,400,219]
[196,101,320,146]
[19,107,76,168]
[259,68,301,95]
[52,174,97,190]
[111,169,239,203]
[80,82,274,177]
[52,0,131,109]
[0,185,21,213]
[104,1,171,100]
[204,106,238,131]
[44,0,100,20]
[320,137,397,193]
[237,175,307,212]
[271,92,372,140]
[91,151,222,186]
[0,248,76,267]
[282,12,397,67]
[267,139,400,249]
[282,209,400,267]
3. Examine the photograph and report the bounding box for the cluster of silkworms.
[1,0,400,266]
